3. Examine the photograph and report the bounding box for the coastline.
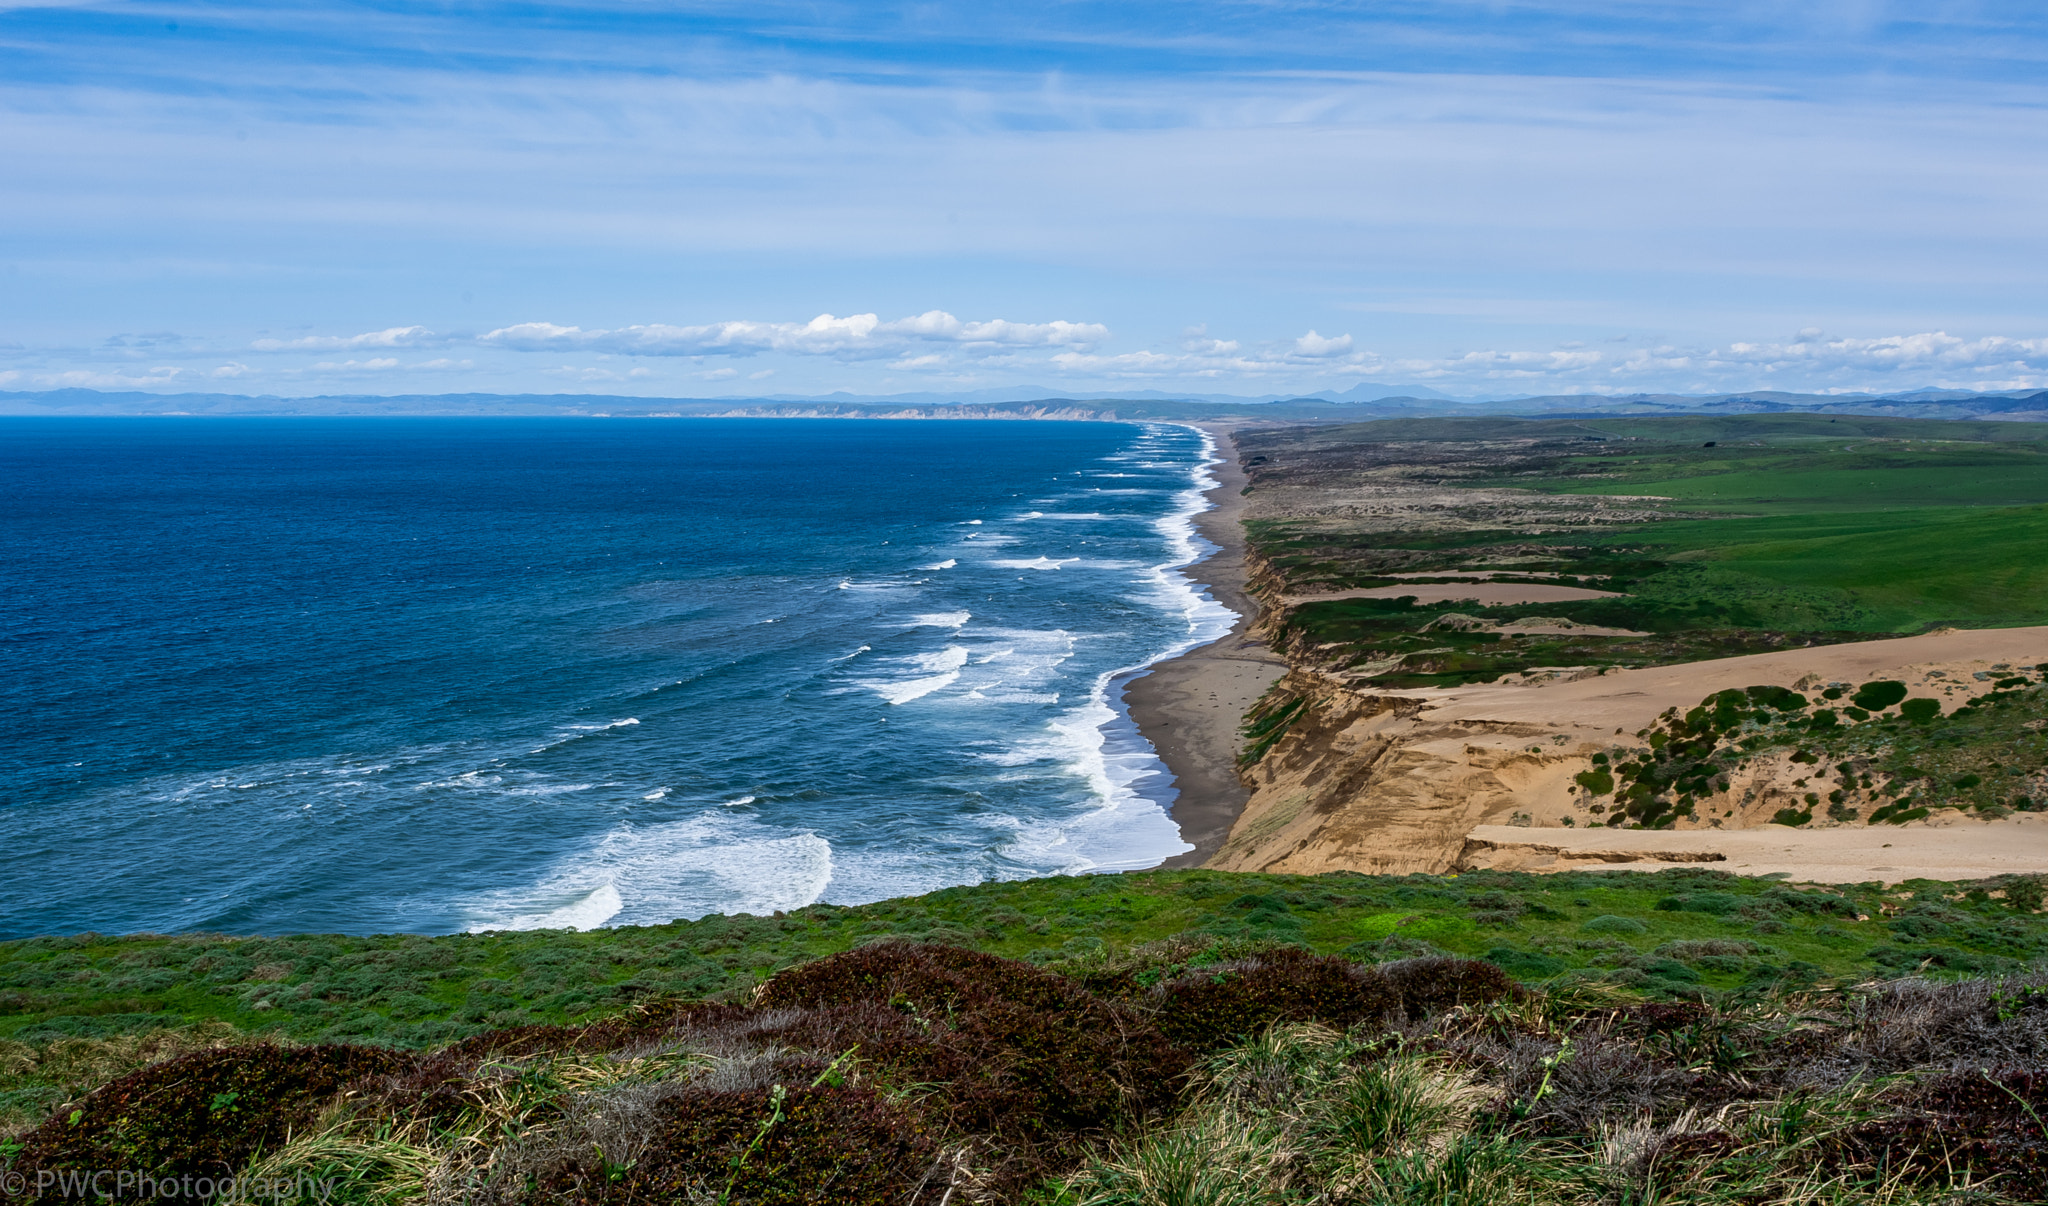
[1123,424,1289,868]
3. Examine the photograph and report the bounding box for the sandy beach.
[1124,426,1288,866]
[1462,814,2048,884]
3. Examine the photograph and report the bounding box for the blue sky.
[3,1,2046,399]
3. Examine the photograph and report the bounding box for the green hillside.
[4,867,2046,1203]
[1246,415,2048,687]
[7,868,2043,1061]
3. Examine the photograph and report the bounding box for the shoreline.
[1122,425,1289,868]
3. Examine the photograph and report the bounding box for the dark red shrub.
[1379,956,1520,1019]
[1144,947,1399,1050]
[1837,1068,2048,1187]
[756,941,1080,1016]
[745,943,1191,1189]
[432,1023,582,1061]
[1611,1001,1712,1036]
[529,1085,944,1206]
[14,1044,404,1199]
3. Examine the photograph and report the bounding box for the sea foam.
[466,813,834,930]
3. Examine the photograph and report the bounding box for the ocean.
[0,417,1233,938]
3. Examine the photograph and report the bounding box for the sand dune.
[1210,625,2048,881]
[1418,625,2048,732]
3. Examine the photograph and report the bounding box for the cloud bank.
[477,312,1107,359]
[5,315,2040,398]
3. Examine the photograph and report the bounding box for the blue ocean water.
[0,418,1232,938]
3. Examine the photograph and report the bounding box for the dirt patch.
[1426,612,1647,637]
[1286,583,1621,606]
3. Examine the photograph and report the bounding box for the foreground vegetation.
[6,929,2047,1203]
[4,868,2047,1201]
[1237,414,2048,687]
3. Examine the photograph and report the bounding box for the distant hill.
[3,385,2044,422]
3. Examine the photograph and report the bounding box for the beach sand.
[1462,815,2048,885]
[1125,426,1288,867]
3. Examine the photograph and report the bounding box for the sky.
[2,1,2047,400]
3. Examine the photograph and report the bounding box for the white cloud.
[252,326,439,352]
[478,311,1107,359]
[1719,332,2048,373]
[309,357,401,371]
[1050,327,1383,379]
[1044,326,2048,393]
[1292,331,1353,358]
[38,367,186,388]
[0,370,19,386]
[540,364,653,383]
[20,311,2046,397]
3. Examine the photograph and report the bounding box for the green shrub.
[1654,939,1760,961]
[1483,948,1568,980]
[1900,698,1943,723]
[1581,916,1649,934]
[2002,876,2046,914]
[1572,769,1614,796]
[1654,892,1744,916]
[1852,680,1909,711]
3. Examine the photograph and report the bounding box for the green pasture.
[1534,442,2048,513]
[1284,413,2048,448]
[1252,416,2048,682]
[3,868,2042,1065]
[1603,505,2048,631]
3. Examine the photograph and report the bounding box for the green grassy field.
[1249,415,2048,686]
[6,868,2043,1058]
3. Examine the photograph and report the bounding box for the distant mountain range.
[3,385,2045,423]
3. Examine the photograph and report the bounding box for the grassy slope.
[7,869,2046,1058]
[1589,506,2048,631]
[1284,414,2048,447]
[1501,425,2048,631]
[1257,416,2048,685]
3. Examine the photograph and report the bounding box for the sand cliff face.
[1208,627,2048,881]
[1209,668,1592,875]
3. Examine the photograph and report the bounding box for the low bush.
[1655,892,1745,915]
[1377,956,1520,1019]
[1140,947,1399,1051]
[1852,680,1909,711]
[14,1044,403,1193]
[527,1085,943,1206]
